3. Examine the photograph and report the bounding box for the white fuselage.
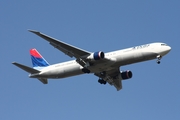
[30,42,171,79]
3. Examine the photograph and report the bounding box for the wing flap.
[112,77,122,91]
[49,42,74,57]
[103,75,122,91]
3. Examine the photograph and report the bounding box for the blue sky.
[1,0,180,119]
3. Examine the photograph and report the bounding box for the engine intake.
[121,70,132,80]
[87,51,105,61]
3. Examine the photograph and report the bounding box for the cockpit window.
[161,43,167,46]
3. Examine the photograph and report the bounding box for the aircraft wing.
[29,30,91,58]
[95,68,122,91]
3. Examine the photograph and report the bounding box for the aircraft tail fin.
[30,49,50,69]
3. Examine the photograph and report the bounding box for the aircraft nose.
[166,46,171,52]
[160,45,171,56]
[162,46,171,55]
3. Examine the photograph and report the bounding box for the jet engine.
[87,51,105,61]
[121,70,133,80]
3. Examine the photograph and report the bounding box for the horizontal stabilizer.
[38,78,48,84]
[12,62,40,74]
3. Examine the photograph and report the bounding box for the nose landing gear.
[156,55,162,64]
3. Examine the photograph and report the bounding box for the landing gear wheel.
[157,60,160,64]
[82,68,90,73]
[103,81,107,84]
[156,55,162,64]
[98,79,106,85]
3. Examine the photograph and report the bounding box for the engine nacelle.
[87,51,105,61]
[121,70,133,80]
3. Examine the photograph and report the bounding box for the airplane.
[12,30,171,91]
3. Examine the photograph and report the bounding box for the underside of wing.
[95,68,123,91]
[112,77,122,91]
[29,30,91,58]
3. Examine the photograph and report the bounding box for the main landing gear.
[98,71,106,84]
[156,55,162,64]
[98,78,107,85]
[82,68,90,73]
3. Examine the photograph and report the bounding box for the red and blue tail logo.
[30,49,49,68]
